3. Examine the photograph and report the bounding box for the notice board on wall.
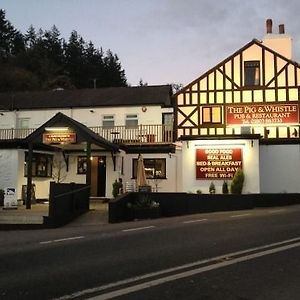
[196,148,242,180]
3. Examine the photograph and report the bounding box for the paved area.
[0,200,108,226]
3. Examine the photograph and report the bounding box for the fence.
[44,182,90,227]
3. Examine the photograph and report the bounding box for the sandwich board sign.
[4,187,18,209]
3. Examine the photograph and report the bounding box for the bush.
[230,169,245,194]
[209,182,216,194]
[112,179,123,198]
[222,181,229,194]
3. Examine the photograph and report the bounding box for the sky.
[1,0,300,87]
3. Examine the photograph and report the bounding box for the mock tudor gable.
[175,38,300,140]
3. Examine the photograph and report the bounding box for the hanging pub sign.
[196,148,242,179]
[43,132,76,144]
[226,103,299,125]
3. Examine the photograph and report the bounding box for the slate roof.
[0,85,173,111]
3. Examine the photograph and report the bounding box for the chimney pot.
[266,19,273,34]
[279,24,285,34]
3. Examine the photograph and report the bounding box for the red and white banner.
[196,148,242,180]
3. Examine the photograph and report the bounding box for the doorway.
[97,156,106,197]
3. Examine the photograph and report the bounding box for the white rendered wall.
[0,105,171,130]
[0,149,19,193]
[260,144,300,193]
[181,139,260,194]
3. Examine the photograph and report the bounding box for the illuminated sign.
[196,148,242,179]
[226,103,299,125]
[43,132,76,144]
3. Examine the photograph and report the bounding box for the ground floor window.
[132,158,166,179]
[77,156,87,174]
[24,152,53,177]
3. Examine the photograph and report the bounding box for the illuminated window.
[125,114,138,128]
[244,61,260,86]
[132,158,166,179]
[102,115,115,128]
[77,156,87,174]
[202,106,222,124]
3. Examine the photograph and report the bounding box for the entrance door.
[162,113,174,142]
[97,156,106,197]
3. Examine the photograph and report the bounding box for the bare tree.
[52,151,67,183]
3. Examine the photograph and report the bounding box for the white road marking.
[56,236,300,300]
[40,236,84,244]
[122,226,155,232]
[183,219,207,224]
[268,209,286,214]
[230,213,251,218]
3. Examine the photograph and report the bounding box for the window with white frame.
[125,114,138,128]
[16,118,30,129]
[102,115,115,128]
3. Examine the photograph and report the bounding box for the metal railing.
[0,124,174,144]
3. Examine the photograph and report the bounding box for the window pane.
[102,115,115,128]
[126,114,138,128]
[77,157,87,174]
[244,61,260,86]
[212,107,221,123]
[132,158,166,179]
[202,107,211,123]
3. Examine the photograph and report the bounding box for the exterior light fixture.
[45,127,69,132]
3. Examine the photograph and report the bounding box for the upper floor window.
[102,115,115,128]
[202,106,222,124]
[125,114,138,128]
[244,61,260,86]
[17,117,30,129]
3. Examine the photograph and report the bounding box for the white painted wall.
[0,105,171,130]
[181,139,260,194]
[0,149,19,192]
[260,144,300,193]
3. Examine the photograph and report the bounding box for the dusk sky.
[1,0,300,87]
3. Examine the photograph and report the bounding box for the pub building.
[174,19,300,194]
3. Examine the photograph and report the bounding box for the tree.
[139,78,148,86]
[52,151,67,183]
[64,30,85,87]
[103,50,127,87]
[0,11,128,91]
[0,9,24,61]
[230,168,245,194]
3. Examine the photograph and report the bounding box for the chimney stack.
[279,24,285,34]
[266,19,273,34]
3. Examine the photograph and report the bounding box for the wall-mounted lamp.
[186,141,189,149]
[89,110,94,113]
[251,140,254,148]
[0,112,4,116]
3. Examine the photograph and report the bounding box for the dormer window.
[244,61,260,86]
